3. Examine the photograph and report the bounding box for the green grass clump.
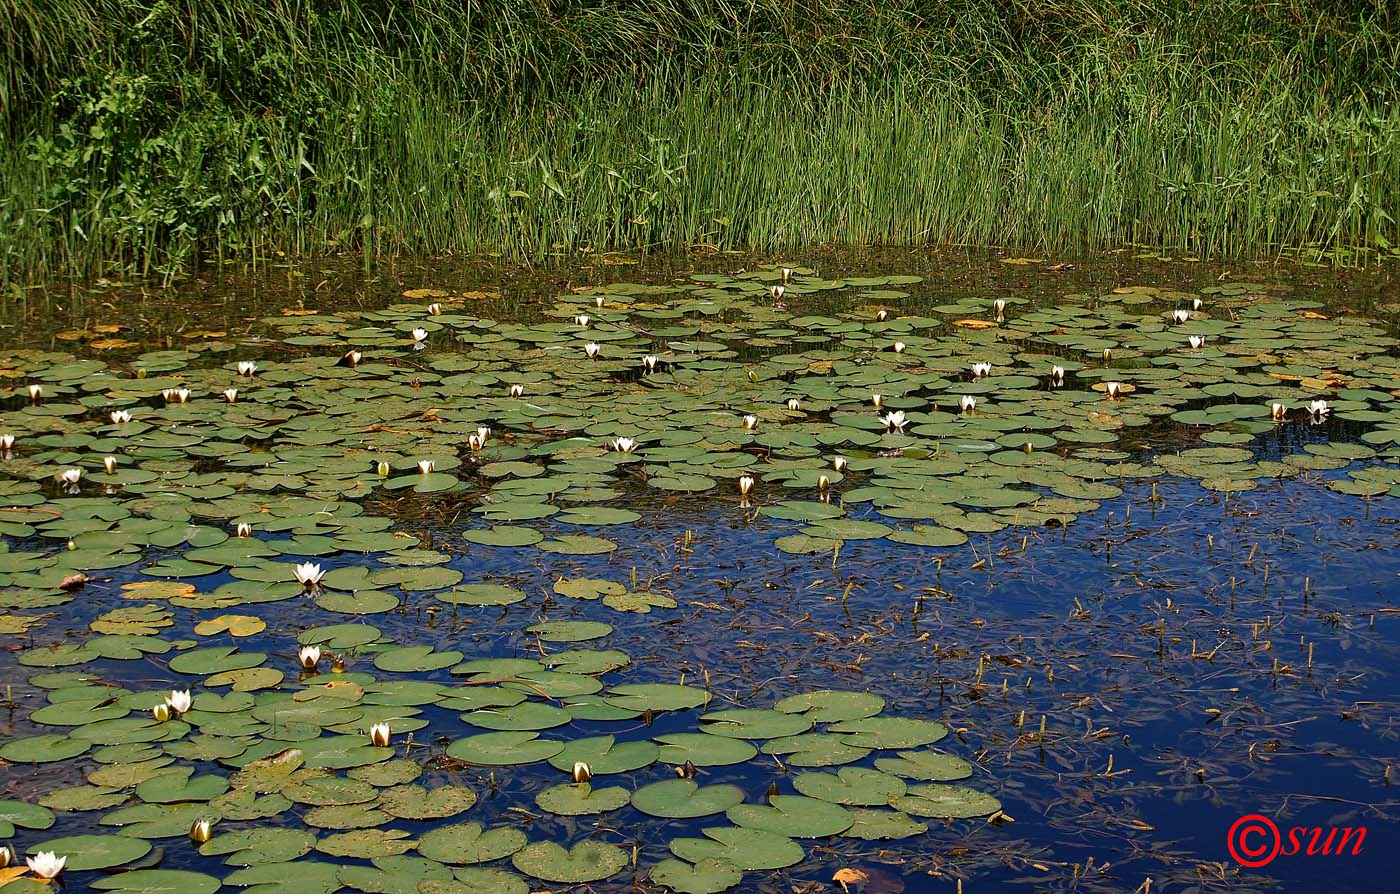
[1,1,1397,280]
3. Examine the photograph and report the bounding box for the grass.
[1,1,1397,280]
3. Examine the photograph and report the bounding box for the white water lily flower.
[0,434,13,451]
[610,437,637,453]
[468,434,484,451]
[294,562,324,590]
[1050,366,1066,386]
[781,267,793,282]
[833,456,848,472]
[417,459,435,474]
[162,388,190,404]
[0,845,9,869]
[427,302,443,315]
[110,410,131,424]
[642,355,659,372]
[786,398,801,411]
[235,522,253,537]
[509,384,525,397]
[818,474,831,490]
[574,314,590,327]
[1309,399,1330,419]
[881,410,908,432]
[237,361,258,376]
[27,384,42,401]
[102,456,118,474]
[891,341,906,353]
[189,819,212,844]
[342,349,363,368]
[871,393,883,408]
[1193,298,1204,310]
[369,722,391,747]
[1271,402,1287,421]
[1105,381,1123,399]
[476,426,491,444]
[166,690,192,715]
[152,703,170,722]
[223,388,238,403]
[411,328,428,342]
[737,475,755,495]
[25,851,65,879]
[1188,335,1206,349]
[971,361,992,379]
[960,395,977,414]
[875,309,889,322]
[299,645,322,669]
[584,343,600,359]
[572,761,592,783]
[1172,309,1190,324]
[595,295,605,307]
[769,285,785,301]
[742,414,759,430]
[58,468,82,487]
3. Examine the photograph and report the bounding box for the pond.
[0,248,1396,894]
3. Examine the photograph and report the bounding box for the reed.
[1,1,1396,280]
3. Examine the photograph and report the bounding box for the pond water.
[0,248,1397,894]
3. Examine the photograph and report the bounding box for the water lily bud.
[875,309,889,322]
[0,845,10,868]
[189,819,212,844]
[881,410,908,432]
[584,343,600,359]
[27,384,42,402]
[574,314,589,327]
[595,295,605,307]
[152,703,170,722]
[818,475,830,490]
[572,761,592,783]
[737,475,755,496]
[871,393,882,408]
[376,460,390,477]
[786,398,801,411]
[781,267,793,282]
[769,285,785,301]
[742,414,759,431]
[103,456,118,474]
[960,395,977,414]
[417,459,435,474]
[891,341,906,353]
[833,456,848,472]
[235,522,253,537]
[223,388,238,403]
[370,722,391,747]
[509,384,524,397]
[427,303,443,315]
[238,361,258,376]
[1104,381,1123,399]
[136,368,147,379]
